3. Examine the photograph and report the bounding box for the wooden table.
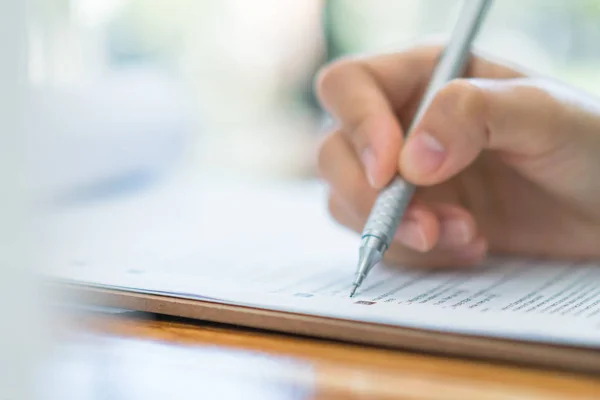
[48,310,600,399]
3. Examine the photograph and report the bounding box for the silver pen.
[350,0,493,297]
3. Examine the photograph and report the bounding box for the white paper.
[42,176,600,348]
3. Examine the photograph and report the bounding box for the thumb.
[399,77,570,185]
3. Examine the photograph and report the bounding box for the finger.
[317,129,377,218]
[318,129,446,252]
[399,78,571,186]
[315,45,524,189]
[384,234,488,269]
[315,59,404,188]
[430,203,478,249]
[392,203,441,252]
[455,235,488,262]
[327,190,443,254]
[318,46,523,127]
[362,46,524,125]
[328,189,487,267]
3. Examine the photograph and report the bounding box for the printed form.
[43,179,600,348]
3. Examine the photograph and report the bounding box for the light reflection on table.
[44,334,313,400]
[42,313,600,400]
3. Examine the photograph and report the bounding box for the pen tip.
[349,285,358,298]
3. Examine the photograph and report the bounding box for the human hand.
[316,45,600,267]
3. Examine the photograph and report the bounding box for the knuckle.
[428,79,488,145]
[436,79,486,120]
[425,79,490,150]
[314,57,355,102]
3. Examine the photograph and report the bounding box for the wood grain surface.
[49,311,600,400]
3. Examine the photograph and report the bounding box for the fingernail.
[457,238,488,260]
[360,147,377,187]
[440,219,471,247]
[405,131,446,175]
[394,219,428,252]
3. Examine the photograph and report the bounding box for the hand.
[315,45,600,268]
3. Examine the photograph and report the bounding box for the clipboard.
[54,281,600,375]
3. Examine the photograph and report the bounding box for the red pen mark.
[354,301,376,306]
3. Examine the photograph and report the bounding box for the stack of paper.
[42,176,600,350]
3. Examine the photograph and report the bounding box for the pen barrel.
[360,0,492,250]
[409,0,493,133]
[361,177,415,247]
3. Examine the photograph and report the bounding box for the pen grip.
[361,177,415,247]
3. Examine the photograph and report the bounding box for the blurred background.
[27,0,600,202]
